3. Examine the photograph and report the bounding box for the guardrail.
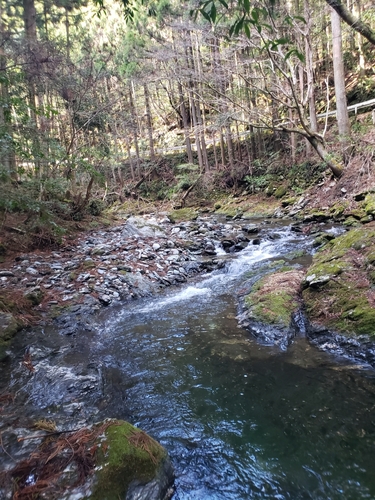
[316,97,375,118]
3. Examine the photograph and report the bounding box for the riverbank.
[2,203,375,499]
[0,209,263,356]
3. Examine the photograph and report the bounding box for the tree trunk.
[143,82,155,161]
[0,1,16,180]
[128,84,141,178]
[331,7,350,159]
[308,135,343,178]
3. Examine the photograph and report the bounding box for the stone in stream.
[3,420,174,500]
[238,269,306,350]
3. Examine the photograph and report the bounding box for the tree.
[195,0,375,46]
[330,6,350,158]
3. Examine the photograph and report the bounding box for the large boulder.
[0,312,19,341]
[90,420,174,500]
[238,268,306,350]
[7,420,174,500]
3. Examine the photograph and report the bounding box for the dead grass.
[7,421,119,500]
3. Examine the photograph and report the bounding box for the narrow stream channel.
[2,220,375,499]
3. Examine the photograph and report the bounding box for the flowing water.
[2,220,375,499]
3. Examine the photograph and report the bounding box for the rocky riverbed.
[0,213,261,345]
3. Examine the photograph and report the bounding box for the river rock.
[0,312,19,341]
[80,420,175,500]
[238,269,306,350]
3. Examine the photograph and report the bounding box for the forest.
[1,1,375,500]
[0,0,374,248]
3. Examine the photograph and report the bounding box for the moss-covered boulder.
[274,185,288,199]
[0,312,20,341]
[303,223,375,338]
[363,193,375,216]
[168,207,198,222]
[91,420,174,500]
[8,420,174,500]
[238,268,306,349]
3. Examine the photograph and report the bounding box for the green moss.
[214,206,239,217]
[346,208,366,220]
[274,185,287,199]
[281,197,297,207]
[284,249,307,259]
[330,202,348,218]
[303,223,375,337]
[24,290,44,306]
[304,283,375,336]
[321,225,375,257]
[0,339,10,361]
[305,259,351,280]
[366,251,375,265]
[363,193,375,216]
[0,312,20,341]
[83,260,96,269]
[343,216,360,227]
[168,208,198,222]
[244,270,304,328]
[91,421,167,500]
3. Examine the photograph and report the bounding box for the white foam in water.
[138,286,211,313]
[100,286,211,334]
[225,244,276,276]
[214,242,227,256]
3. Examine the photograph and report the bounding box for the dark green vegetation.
[1,0,375,256]
[303,223,375,336]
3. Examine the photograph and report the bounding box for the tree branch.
[325,0,375,45]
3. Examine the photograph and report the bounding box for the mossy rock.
[24,289,44,306]
[303,223,375,337]
[245,269,305,328]
[91,420,174,500]
[346,208,366,220]
[360,215,373,224]
[214,206,239,217]
[168,208,198,222]
[0,312,20,341]
[0,339,10,361]
[281,197,297,207]
[312,232,335,248]
[363,193,375,216]
[329,202,348,218]
[274,185,288,199]
[343,216,360,227]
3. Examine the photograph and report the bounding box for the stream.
[2,219,375,499]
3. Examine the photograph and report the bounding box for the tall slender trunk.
[0,1,16,179]
[177,81,193,163]
[143,82,155,161]
[304,0,318,157]
[330,7,350,159]
[128,83,141,178]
